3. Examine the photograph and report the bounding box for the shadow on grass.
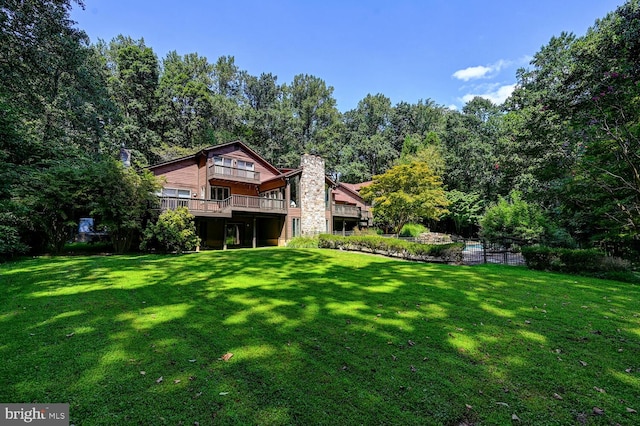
[0,248,639,425]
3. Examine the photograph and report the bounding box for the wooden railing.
[159,196,230,216]
[333,204,361,217]
[231,194,286,213]
[159,195,285,216]
[207,165,260,182]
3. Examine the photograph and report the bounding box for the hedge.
[521,245,637,282]
[318,234,464,264]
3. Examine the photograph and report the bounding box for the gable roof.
[147,140,282,176]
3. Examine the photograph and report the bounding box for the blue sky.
[71,0,624,112]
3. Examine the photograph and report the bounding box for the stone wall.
[300,154,326,235]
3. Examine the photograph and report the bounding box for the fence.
[463,240,526,266]
[330,232,526,266]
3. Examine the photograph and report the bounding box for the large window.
[213,156,233,176]
[292,217,301,237]
[160,188,190,207]
[161,188,191,198]
[236,160,255,179]
[290,175,300,208]
[211,186,230,200]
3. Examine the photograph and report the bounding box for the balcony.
[159,195,286,217]
[159,196,231,217]
[333,203,361,218]
[207,164,261,183]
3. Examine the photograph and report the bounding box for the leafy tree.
[480,191,547,246]
[155,51,215,157]
[286,74,342,169]
[100,35,161,162]
[445,190,484,236]
[141,207,200,253]
[340,94,396,181]
[360,161,449,234]
[88,159,161,253]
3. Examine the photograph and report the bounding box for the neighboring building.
[147,140,372,249]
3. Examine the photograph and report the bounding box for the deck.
[159,195,286,217]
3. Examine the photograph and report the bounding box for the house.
[147,140,372,249]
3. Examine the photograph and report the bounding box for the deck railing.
[333,204,361,217]
[159,196,230,215]
[207,165,261,182]
[231,194,286,212]
[159,195,285,216]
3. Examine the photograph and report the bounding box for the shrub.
[318,234,463,263]
[286,236,319,248]
[141,207,200,254]
[521,245,635,282]
[399,223,428,237]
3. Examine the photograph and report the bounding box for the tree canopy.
[1,0,639,259]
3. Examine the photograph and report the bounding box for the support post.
[223,219,228,250]
[252,217,257,248]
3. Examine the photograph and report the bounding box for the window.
[213,156,233,176]
[236,160,254,171]
[236,160,255,179]
[290,175,300,208]
[161,188,191,198]
[211,186,230,200]
[160,188,190,208]
[292,217,301,237]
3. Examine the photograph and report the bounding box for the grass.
[0,248,639,425]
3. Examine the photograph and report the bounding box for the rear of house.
[148,140,372,249]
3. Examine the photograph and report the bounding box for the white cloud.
[452,65,492,81]
[447,104,458,111]
[452,59,511,81]
[460,83,516,105]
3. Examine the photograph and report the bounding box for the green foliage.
[480,191,547,246]
[318,234,463,263]
[522,245,636,282]
[141,207,200,254]
[398,223,428,237]
[89,159,161,253]
[445,190,484,236]
[286,236,319,248]
[360,160,449,234]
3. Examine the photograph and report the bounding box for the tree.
[141,207,200,253]
[155,51,215,157]
[340,94,396,182]
[359,161,449,234]
[88,159,160,253]
[480,191,547,246]
[100,35,161,163]
[445,190,484,236]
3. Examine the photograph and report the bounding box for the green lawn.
[1,248,638,425]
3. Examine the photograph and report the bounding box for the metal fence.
[330,233,526,266]
[463,240,526,266]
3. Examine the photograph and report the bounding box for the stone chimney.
[300,154,326,235]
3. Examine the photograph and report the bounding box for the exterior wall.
[205,144,281,182]
[333,185,367,210]
[154,159,200,196]
[299,155,326,235]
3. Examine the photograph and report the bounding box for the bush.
[318,234,463,263]
[521,245,635,282]
[286,236,319,248]
[141,208,200,254]
[399,223,428,237]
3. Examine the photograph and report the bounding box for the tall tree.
[100,35,161,163]
[155,51,215,159]
[288,75,341,151]
[360,160,449,234]
[339,93,396,182]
